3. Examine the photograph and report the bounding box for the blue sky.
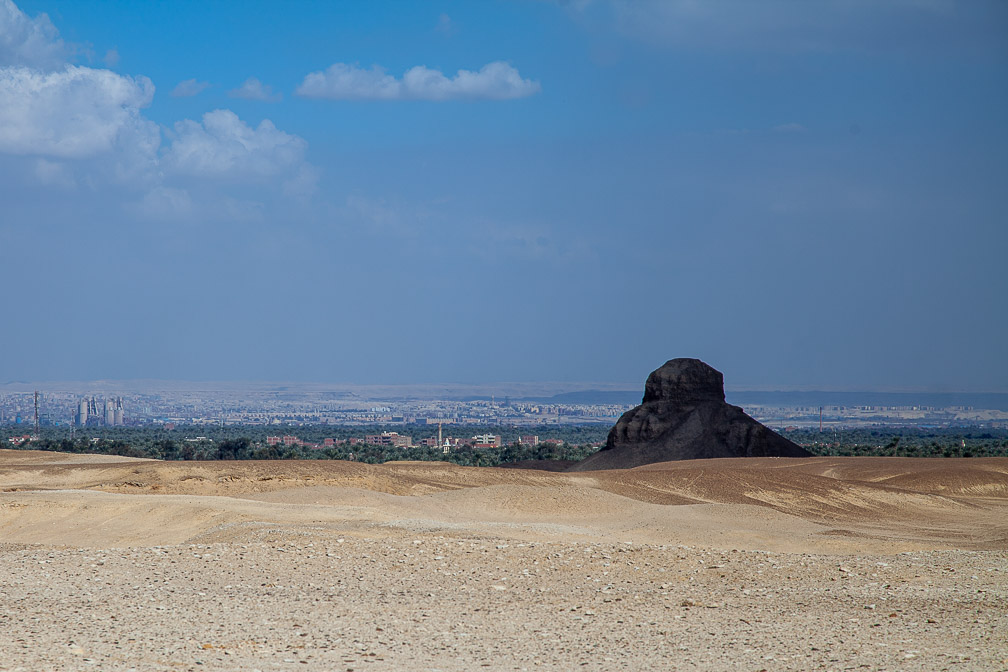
[1,0,1006,390]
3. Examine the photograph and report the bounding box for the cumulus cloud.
[0,65,158,159]
[228,76,281,102]
[296,61,540,101]
[298,63,398,100]
[163,108,308,182]
[0,0,66,68]
[171,78,210,97]
[1,1,158,165]
[0,0,316,218]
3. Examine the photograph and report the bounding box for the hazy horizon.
[3,377,1007,397]
[2,1,1006,391]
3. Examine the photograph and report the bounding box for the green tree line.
[3,424,1006,463]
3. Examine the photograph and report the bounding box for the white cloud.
[0,0,317,220]
[773,122,806,133]
[0,0,66,68]
[297,63,399,100]
[228,76,281,102]
[103,48,119,67]
[296,61,540,101]
[0,65,158,159]
[171,78,210,97]
[163,109,308,181]
[403,62,540,100]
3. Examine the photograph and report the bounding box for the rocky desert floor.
[0,450,1006,671]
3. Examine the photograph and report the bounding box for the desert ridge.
[1,449,1006,551]
[1,449,1007,670]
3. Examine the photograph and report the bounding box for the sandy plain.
[0,449,1006,671]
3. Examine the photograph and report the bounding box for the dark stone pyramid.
[568,358,811,471]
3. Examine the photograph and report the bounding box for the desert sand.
[1,449,1006,670]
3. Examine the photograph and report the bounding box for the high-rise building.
[76,397,124,427]
[76,398,89,427]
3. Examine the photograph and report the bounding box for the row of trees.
[4,425,1007,463]
[10,434,600,466]
[2,422,609,450]
[780,427,1008,458]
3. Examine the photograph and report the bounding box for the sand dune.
[1,450,1006,670]
[2,451,1006,551]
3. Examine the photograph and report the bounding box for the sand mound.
[2,450,1006,552]
[3,449,1006,672]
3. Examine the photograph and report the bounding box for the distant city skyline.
[4,383,1007,431]
[1,1,1006,391]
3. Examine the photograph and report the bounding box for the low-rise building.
[471,433,501,448]
[365,431,412,448]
